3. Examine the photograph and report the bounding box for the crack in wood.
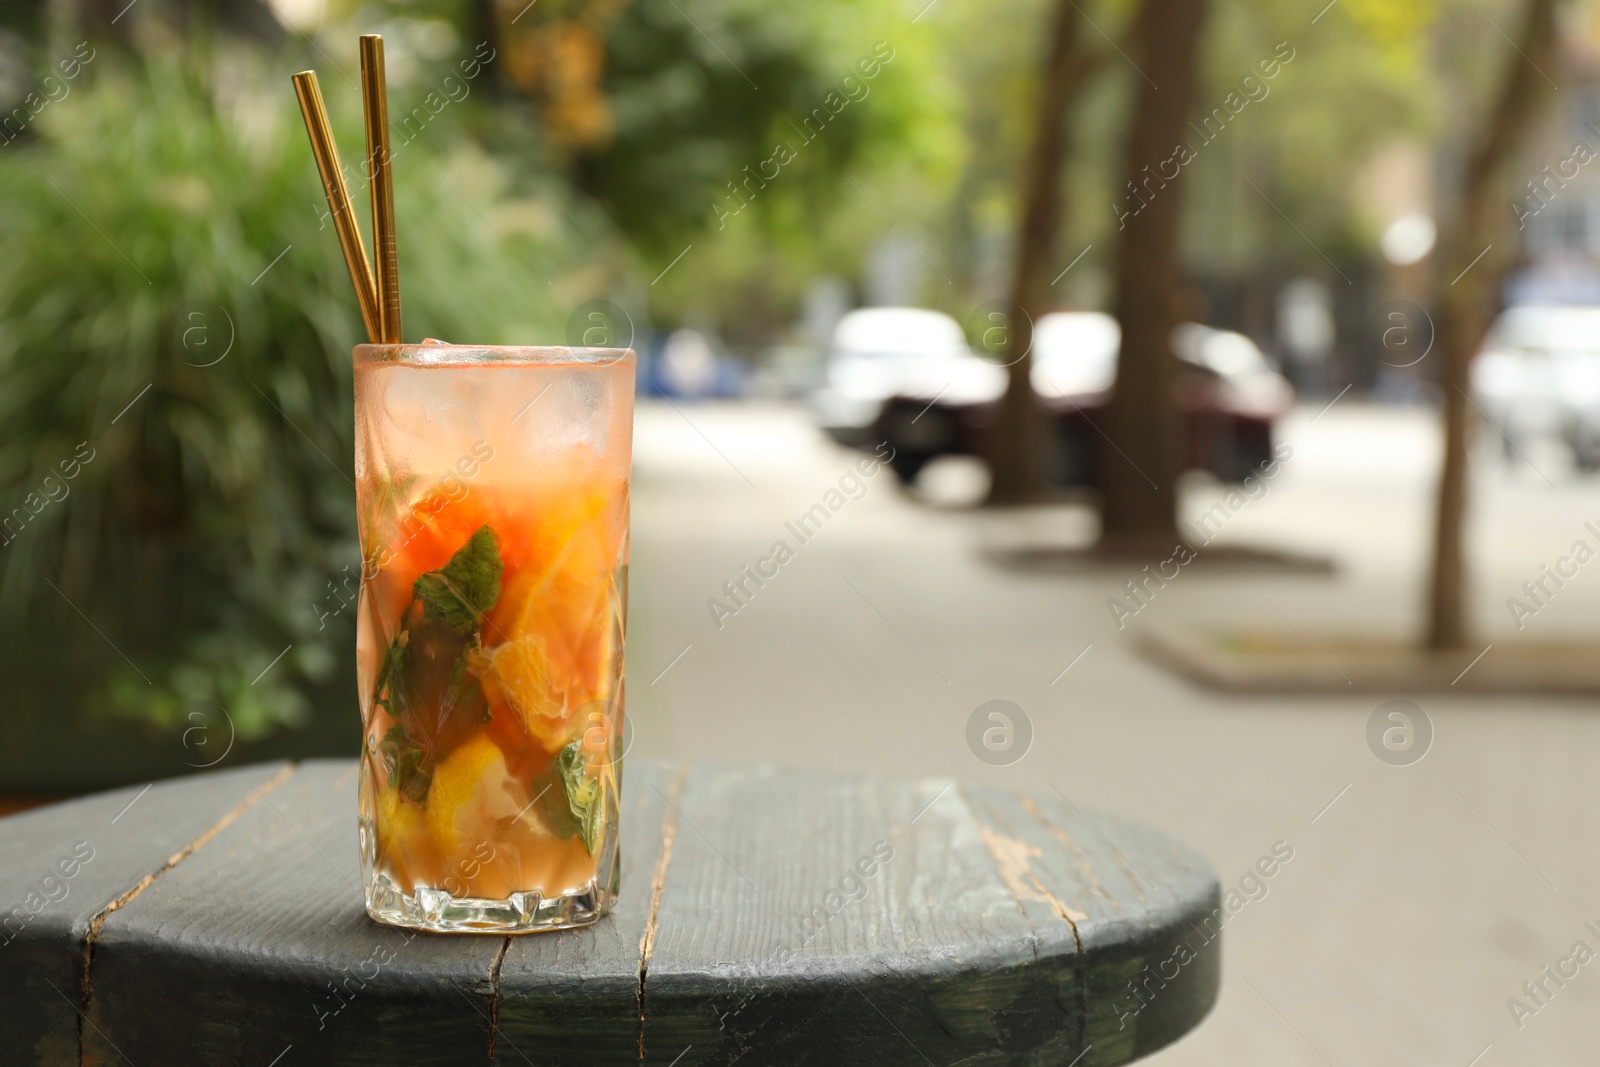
[486,936,511,1063]
[1014,794,1099,1059]
[1018,794,1119,913]
[74,762,299,1067]
[956,786,1040,964]
[964,785,1091,1064]
[973,823,1088,932]
[636,764,687,1062]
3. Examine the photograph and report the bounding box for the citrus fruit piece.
[485,479,624,712]
[425,733,526,862]
[472,636,583,750]
[376,785,434,891]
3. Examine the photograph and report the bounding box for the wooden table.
[0,760,1220,1066]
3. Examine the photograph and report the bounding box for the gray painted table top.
[0,760,1220,1066]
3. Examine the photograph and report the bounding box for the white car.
[809,307,978,446]
[1028,311,1119,397]
[1472,306,1600,468]
[870,310,1294,485]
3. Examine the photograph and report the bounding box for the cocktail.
[354,343,634,933]
[290,41,635,932]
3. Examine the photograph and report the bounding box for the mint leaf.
[557,740,603,854]
[529,759,580,840]
[379,722,431,803]
[447,651,491,723]
[414,525,503,636]
[374,631,408,714]
[372,524,502,799]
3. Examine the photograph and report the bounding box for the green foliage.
[1342,0,1440,70]
[576,0,917,253]
[556,738,602,853]
[413,524,503,635]
[0,52,586,743]
[601,1,953,334]
[922,0,1137,309]
[566,0,958,333]
[926,0,1449,302]
[359,0,959,334]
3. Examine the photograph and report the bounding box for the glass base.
[365,873,616,934]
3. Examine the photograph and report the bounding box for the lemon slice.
[425,734,528,859]
[376,786,432,889]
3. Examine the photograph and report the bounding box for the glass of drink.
[353,342,634,934]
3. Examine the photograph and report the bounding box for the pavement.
[624,397,1600,1067]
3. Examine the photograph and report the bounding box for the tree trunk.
[1097,0,1208,550]
[1425,0,1559,650]
[984,0,1090,505]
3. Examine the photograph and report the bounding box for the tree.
[1424,0,1560,650]
[984,0,1097,505]
[1098,0,1209,550]
[544,0,928,258]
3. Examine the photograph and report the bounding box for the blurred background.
[3,0,1600,1061]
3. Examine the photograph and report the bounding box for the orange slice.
[486,479,624,702]
[471,637,579,749]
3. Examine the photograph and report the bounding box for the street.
[626,398,1600,1066]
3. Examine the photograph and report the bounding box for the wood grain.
[962,786,1221,1065]
[0,761,291,1067]
[0,761,1220,1066]
[493,760,680,1066]
[88,760,503,1066]
[639,765,1071,1065]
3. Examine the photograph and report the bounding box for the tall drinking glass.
[353,343,634,934]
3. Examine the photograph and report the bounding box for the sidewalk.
[625,398,1600,1066]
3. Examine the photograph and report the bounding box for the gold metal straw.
[360,35,402,345]
[291,70,381,344]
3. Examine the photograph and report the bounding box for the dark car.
[869,313,1295,487]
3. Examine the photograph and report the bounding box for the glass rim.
[354,343,636,368]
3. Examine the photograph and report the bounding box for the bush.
[0,51,595,750]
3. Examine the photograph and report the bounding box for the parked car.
[641,329,745,398]
[866,311,1295,486]
[809,307,974,447]
[1472,305,1600,468]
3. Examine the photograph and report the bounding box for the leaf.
[382,614,488,767]
[372,527,500,791]
[413,525,504,635]
[557,740,603,854]
[528,760,580,840]
[374,630,408,714]
[379,723,431,803]
[446,651,491,723]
